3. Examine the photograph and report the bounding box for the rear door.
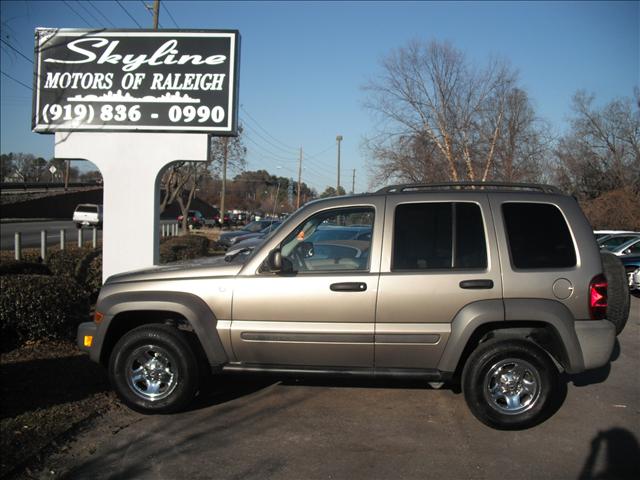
[375,193,502,369]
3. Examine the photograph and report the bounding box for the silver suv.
[77,183,629,429]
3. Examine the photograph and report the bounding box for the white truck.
[73,204,103,229]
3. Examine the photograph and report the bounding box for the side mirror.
[266,249,293,274]
[267,249,282,272]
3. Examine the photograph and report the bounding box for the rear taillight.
[589,274,608,320]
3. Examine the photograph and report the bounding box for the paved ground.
[46,297,640,479]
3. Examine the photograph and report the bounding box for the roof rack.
[376,182,563,195]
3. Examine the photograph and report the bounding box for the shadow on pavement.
[579,428,640,480]
[188,374,280,412]
[65,383,313,480]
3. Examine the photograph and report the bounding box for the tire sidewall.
[463,339,557,430]
[109,325,198,414]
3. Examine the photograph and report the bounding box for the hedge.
[0,275,90,352]
[159,235,210,263]
[0,249,42,264]
[0,261,51,276]
[47,247,93,277]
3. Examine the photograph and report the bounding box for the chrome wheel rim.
[126,345,178,401]
[484,358,541,415]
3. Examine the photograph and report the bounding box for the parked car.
[620,254,640,291]
[594,230,637,242]
[608,237,640,257]
[227,221,282,247]
[631,269,640,292]
[598,233,639,252]
[177,210,205,229]
[217,219,281,249]
[73,203,103,229]
[77,182,630,429]
[224,223,284,261]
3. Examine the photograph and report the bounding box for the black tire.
[462,339,558,430]
[600,251,630,335]
[109,324,199,414]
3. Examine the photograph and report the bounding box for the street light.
[336,135,343,195]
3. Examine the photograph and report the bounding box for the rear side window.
[392,202,487,270]
[502,203,576,269]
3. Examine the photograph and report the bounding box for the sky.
[0,0,638,194]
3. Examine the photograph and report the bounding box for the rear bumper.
[574,320,616,371]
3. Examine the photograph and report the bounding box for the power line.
[162,2,180,27]
[88,1,116,27]
[242,121,302,157]
[240,106,299,153]
[76,1,104,27]
[243,133,298,163]
[116,0,143,28]
[0,38,33,64]
[139,1,164,28]
[1,70,32,90]
[306,143,335,160]
[62,0,93,27]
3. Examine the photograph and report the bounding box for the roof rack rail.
[376,182,563,195]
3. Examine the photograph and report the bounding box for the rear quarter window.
[502,202,576,269]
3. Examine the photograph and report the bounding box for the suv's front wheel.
[109,324,199,413]
[462,339,558,429]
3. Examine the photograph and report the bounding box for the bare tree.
[159,128,247,229]
[555,91,640,198]
[10,153,48,182]
[363,40,547,186]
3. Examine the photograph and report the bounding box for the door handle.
[459,279,494,289]
[330,282,367,292]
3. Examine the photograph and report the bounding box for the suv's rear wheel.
[109,324,199,413]
[462,339,558,429]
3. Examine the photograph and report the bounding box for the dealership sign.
[32,29,239,134]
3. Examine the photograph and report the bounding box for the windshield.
[600,235,638,250]
[243,221,269,233]
[75,205,97,213]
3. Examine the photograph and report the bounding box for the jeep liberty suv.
[77,182,629,429]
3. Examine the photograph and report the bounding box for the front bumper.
[77,321,98,352]
[574,320,616,371]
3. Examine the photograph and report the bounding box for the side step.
[222,363,449,381]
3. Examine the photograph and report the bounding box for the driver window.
[280,207,374,272]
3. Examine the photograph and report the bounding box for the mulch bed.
[0,340,120,478]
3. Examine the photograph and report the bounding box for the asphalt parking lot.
[58,296,639,480]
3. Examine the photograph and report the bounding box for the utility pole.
[220,137,228,224]
[153,0,160,29]
[64,159,70,191]
[336,135,343,195]
[352,169,355,194]
[297,147,303,209]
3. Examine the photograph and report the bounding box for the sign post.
[33,29,240,281]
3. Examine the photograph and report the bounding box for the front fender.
[92,291,228,367]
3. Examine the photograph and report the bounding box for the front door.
[231,203,383,367]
